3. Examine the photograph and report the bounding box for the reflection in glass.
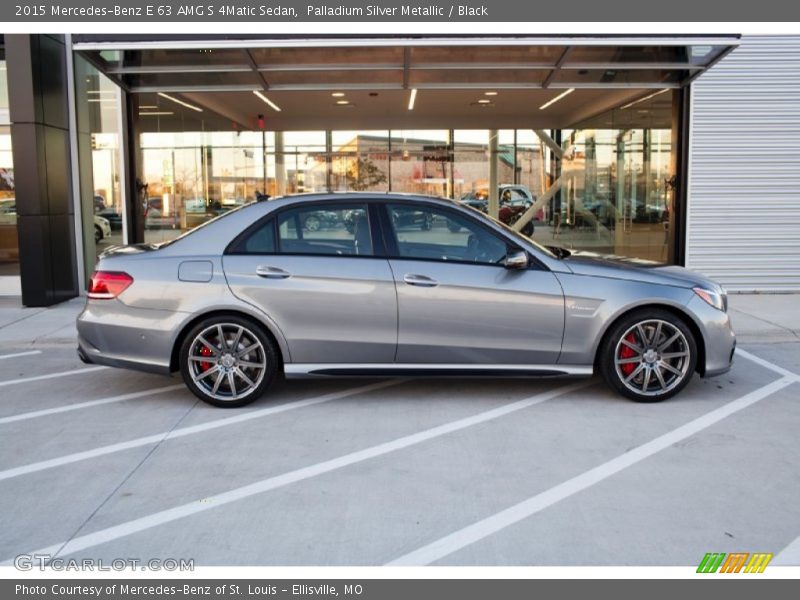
[530,126,673,263]
[75,57,124,273]
[330,131,389,193]
[129,120,673,263]
[0,56,18,276]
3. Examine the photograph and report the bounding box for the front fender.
[554,273,696,365]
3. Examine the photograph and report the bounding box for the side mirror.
[504,249,529,270]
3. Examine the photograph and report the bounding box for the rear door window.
[276,204,374,257]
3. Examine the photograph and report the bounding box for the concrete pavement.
[0,292,798,566]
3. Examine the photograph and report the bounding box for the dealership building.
[0,33,798,306]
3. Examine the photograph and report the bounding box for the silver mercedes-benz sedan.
[77,193,735,407]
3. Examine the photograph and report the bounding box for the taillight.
[88,271,133,299]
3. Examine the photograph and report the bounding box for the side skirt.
[283,364,593,379]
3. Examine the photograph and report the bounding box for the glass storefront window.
[514,129,547,211]
[390,130,451,197]
[453,130,489,200]
[529,125,673,262]
[0,56,19,277]
[139,130,275,243]
[275,131,327,195]
[330,131,389,192]
[126,105,673,263]
[75,57,124,270]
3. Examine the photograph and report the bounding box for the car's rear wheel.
[599,309,697,402]
[179,316,279,407]
[94,225,103,244]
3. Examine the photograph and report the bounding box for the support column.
[275,131,286,195]
[670,87,691,266]
[325,130,332,192]
[6,34,79,306]
[488,129,499,218]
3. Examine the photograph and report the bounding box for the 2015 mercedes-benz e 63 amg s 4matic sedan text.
[77,193,735,408]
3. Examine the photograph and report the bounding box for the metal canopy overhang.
[73,35,740,94]
[71,35,739,131]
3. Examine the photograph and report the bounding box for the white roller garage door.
[687,35,800,292]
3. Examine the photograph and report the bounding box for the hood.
[561,250,722,290]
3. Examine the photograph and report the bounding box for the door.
[223,202,397,364]
[383,203,564,365]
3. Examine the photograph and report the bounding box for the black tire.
[179,315,279,408]
[599,308,697,403]
[521,222,534,236]
[94,225,102,244]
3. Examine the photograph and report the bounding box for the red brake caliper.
[199,345,214,372]
[619,333,637,376]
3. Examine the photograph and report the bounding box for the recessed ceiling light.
[253,90,282,112]
[484,91,498,96]
[138,111,174,116]
[157,93,203,113]
[407,88,417,111]
[539,88,575,110]
[478,99,491,104]
[331,92,346,97]
[620,88,670,110]
[336,100,350,105]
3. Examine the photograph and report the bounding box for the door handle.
[256,265,291,279]
[403,274,438,287]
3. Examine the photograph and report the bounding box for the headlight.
[693,287,727,312]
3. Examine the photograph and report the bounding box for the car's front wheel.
[179,316,279,407]
[599,309,697,402]
[94,225,103,244]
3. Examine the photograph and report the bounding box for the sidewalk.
[0,296,82,346]
[727,294,800,343]
[0,293,797,348]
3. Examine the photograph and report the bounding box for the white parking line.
[387,376,796,565]
[0,379,405,482]
[2,380,592,563]
[0,350,42,360]
[737,348,800,381]
[0,366,107,388]
[0,384,186,425]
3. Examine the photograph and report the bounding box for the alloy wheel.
[187,323,268,402]
[304,215,321,231]
[614,319,691,397]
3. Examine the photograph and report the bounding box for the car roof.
[263,191,456,208]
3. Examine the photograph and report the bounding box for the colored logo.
[697,552,773,573]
